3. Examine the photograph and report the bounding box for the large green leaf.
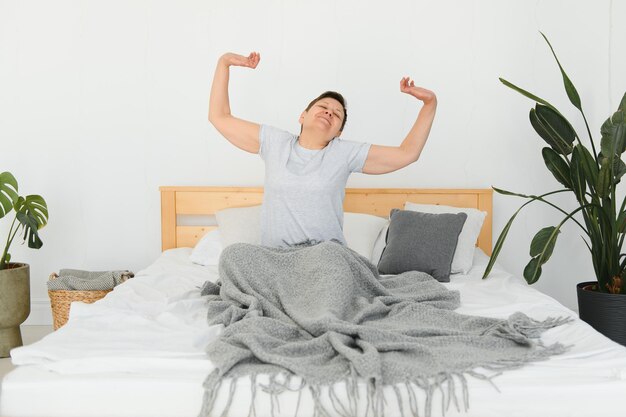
[575,144,599,191]
[614,158,626,184]
[542,147,572,188]
[613,158,626,184]
[602,109,626,156]
[499,78,559,111]
[482,206,520,279]
[601,105,626,155]
[523,257,543,284]
[529,226,560,261]
[530,109,563,154]
[499,77,577,131]
[14,195,48,249]
[600,131,612,157]
[483,188,571,279]
[530,106,574,155]
[600,133,611,158]
[536,104,576,151]
[540,32,582,111]
[616,119,626,157]
[524,221,566,285]
[0,172,18,219]
[596,157,612,198]
[16,211,42,249]
[492,187,535,198]
[524,225,561,284]
[483,186,537,279]
[14,195,48,229]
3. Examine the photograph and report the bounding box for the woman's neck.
[298,131,332,150]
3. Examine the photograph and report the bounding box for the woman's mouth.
[318,116,330,125]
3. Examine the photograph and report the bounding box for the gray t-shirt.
[259,124,371,247]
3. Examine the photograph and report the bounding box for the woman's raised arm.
[362,76,437,175]
[208,52,262,154]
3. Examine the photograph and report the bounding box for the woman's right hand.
[220,52,260,69]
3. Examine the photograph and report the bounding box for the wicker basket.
[48,272,112,330]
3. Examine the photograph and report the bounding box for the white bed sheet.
[2,248,626,417]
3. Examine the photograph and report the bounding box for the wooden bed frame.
[160,186,493,255]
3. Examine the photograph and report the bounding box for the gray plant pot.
[577,281,626,347]
[0,263,31,357]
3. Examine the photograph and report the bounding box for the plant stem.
[534,195,589,236]
[0,216,20,268]
[532,204,594,278]
[580,111,599,164]
[619,193,626,219]
[610,175,619,283]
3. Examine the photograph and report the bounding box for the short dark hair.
[300,91,348,133]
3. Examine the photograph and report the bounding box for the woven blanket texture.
[47,269,133,291]
[200,241,570,417]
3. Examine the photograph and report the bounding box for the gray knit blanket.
[200,241,570,417]
[47,269,133,291]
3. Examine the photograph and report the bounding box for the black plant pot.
[577,282,626,346]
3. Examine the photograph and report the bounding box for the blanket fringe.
[201,360,552,417]
[201,315,571,417]
[482,313,573,345]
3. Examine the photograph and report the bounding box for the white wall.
[0,0,624,323]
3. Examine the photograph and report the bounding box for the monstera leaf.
[14,195,48,249]
[0,173,49,268]
[0,172,18,219]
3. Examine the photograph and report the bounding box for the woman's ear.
[298,111,306,124]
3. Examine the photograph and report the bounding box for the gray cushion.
[377,209,467,282]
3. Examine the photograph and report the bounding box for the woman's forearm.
[399,100,437,161]
[208,57,232,121]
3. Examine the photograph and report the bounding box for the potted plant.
[0,171,48,357]
[482,33,626,346]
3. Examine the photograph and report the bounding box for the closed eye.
[319,105,342,119]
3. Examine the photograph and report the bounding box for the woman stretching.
[208,51,437,248]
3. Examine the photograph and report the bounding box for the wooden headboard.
[160,187,493,255]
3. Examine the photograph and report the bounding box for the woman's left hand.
[400,77,436,105]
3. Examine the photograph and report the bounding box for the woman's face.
[299,98,345,139]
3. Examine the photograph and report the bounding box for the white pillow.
[343,212,388,260]
[190,229,224,266]
[403,202,487,274]
[215,205,262,247]
[370,222,389,266]
[212,206,386,259]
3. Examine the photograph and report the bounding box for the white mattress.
[2,248,626,417]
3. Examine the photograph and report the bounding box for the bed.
[1,186,625,417]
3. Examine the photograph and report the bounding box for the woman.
[208,51,437,248]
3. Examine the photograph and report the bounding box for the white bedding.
[2,248,626,417]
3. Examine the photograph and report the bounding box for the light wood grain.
[160,190,176,252]
[160,187,493,254]
[176,225,218,249]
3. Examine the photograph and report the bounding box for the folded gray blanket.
[200,241,570,417]
[47,269,133,291]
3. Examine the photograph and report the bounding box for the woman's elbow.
[208,114,228,127]
[400,150,419,168]
[208,113,219,124]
